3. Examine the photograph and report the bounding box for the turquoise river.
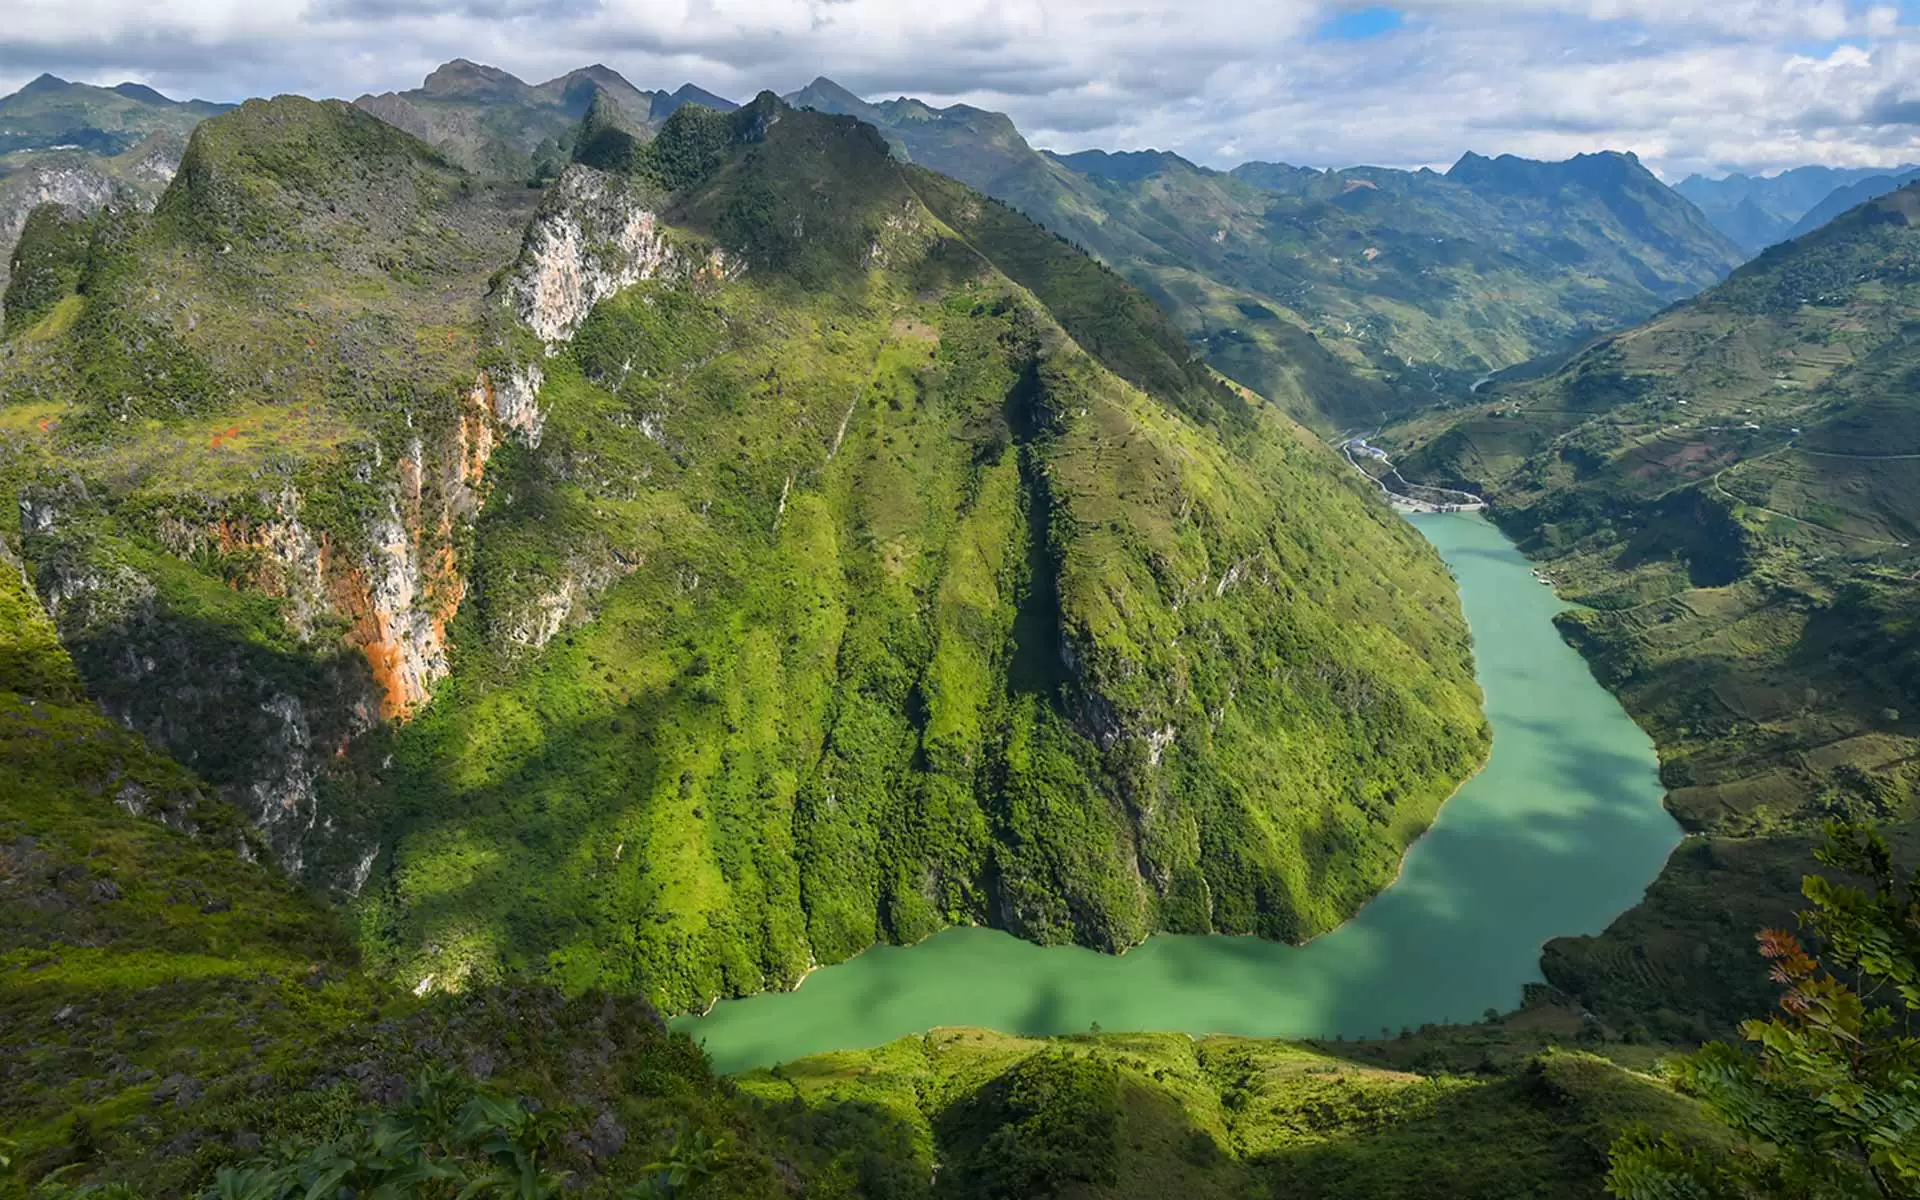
[675,512,1683,1072]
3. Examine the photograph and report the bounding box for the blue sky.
[5,0,1920,178]
[1316,6,1407,40]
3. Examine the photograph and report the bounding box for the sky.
[6,0,1920,179]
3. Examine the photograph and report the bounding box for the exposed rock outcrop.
[0,164,122,318]
[505,166,677,350]
[490,166,733,447]
[18,384,503,880]
[0,134,184,319]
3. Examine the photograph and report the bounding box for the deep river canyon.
[676,513,1684,1072]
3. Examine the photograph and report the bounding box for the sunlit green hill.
[0,90,1485,1024]
[0,534,1715,1197]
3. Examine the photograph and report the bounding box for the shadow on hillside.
[370,639,1686,1067]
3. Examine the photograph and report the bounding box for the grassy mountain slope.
[1784,165,1920,241]
[0,100,1712,1198]
[0,95,543,878]
[1384,180,1920,1038]
[1674,163,1916,254]
[0,551,968,1199]
[741,1026,1729,1200]
[1211,149,1740,398]
[1,92,1486,1023]
[785,78,1741,429]
[352,60,735,181]
[0,545,1723,1199]
[783,79,1404,427]
[361,96,1487,1014]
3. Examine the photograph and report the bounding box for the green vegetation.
[1,533,1727,1200]
[786,79,1743,430]
[3,204,93,336]
[1383,180,1920,1041]
[349,97,1485,1014]
[740,1025,1731,1199]
[1607,823,1920,1198]
[0,93,542,876]
[0,88,1484,1025]
[0,554,924,1200]
[9,61,1894,1200]
[0,74,224,320]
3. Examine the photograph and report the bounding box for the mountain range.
[785,76,1744,430]
[0,89,1488,1015]
[1675,162,1920,253]
[7,56,1920,1199]
[0,76,228,318]
[351,58,738,180]
[0,63,1762,434]
[0,72,228,156]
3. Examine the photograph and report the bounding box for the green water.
[675,513,1681,1072]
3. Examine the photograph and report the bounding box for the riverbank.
[675,514,1681,1073]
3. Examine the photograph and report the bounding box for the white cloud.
[2,0,1919,178]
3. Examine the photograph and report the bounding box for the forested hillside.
[785,78,1742,430]
[0,545,1721,1198]
[0,547,983,1197]
[0,79,1771,1200]
[0,90,1486,1022]
[1386,180,1920,1038]
[12,24,1920,1199]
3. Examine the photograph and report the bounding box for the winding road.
[1341,438,1487,513]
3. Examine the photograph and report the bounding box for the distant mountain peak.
[111,81,173,104]
[551,63,637,91]
[801,76,863,101]
[1446,147,1655,193]
[540,63,650,119]
[671,82,736,105]
[650,83,740,121]
[420,59,529,98]
[17,73,72,96]
[787,76,875,116]
[1051,147,1205,184]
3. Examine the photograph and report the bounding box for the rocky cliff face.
[492,165,732,447]
[6,156,687,883]
[507,168,681,350]
[0,98,548,886]
[340,385,496,719]
[0,164,125,320]
[18,393,498,878]
[0,134,185,322]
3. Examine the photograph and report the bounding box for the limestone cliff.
[0,133,185,321]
